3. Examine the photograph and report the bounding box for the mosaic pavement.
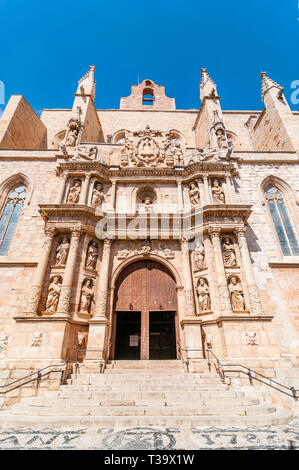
[0,419,298,450]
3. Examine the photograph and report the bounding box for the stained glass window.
[0,185,26,255]
[265,187,299,256]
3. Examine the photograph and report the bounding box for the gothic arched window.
[265,186,299,256]
[0,185,27,255]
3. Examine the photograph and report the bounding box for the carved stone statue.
[211,179,225,204]
[91,182,105,208]
[196,278,211,312]
[67,180,81,204]
[86,240,98,270]
[45,276,62,312]
[222,237,237,266]
[139,196,153,213]
[65,118,80,147]
[193,242,205,270]
[55,237,70,266]
[79,279,94,314]
[189,182,200,206]
[73,146,98,161]
[228,276,245,311]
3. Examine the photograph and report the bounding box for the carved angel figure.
[222,237,236,266]
[55,237,70,266]
[67,181,81,204]
[194,242,205,270]
[211,179,225,204]
[91,182,105,208]
[229,276,245,311]
[86,240,98,270]
[45,276,62,312]
[196,278,211,312]
[79,279,94,314]
[189,182,200,206]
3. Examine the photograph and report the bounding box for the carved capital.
[70,228,81,240]
[208,227,221,239]
[103,238,113,249]
[44,225,56,239]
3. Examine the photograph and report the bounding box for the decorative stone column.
[180,237,204,361]
[80,174,91,204]
[24,226,56,314]
[234,227,263,315]
[56,174,68,204]
[208,227,232,314]
[225,174,235,204]
[57,228,81,315]
[86,238,112,362]
[180,237,196,317]
[203,176,211,204]
[110,180,117,209]
[177,179,184,211]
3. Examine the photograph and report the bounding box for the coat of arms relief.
[120,125,184,168]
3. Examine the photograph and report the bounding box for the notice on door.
[129,335,139,347]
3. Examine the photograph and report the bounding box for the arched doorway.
[112,259,178,360]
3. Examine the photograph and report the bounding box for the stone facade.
[0,66,299,402]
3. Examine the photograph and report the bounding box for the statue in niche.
[55,237,70,266]
[196,278,211,312]
[194,242,205,270]
[86,240,99,270]
[211,179,225,204]
[45,276,62,312]
[215,127,228,149]
[189,182,200,206]
[222,237,237,266]
[139,196,153,213]
[67,180,81,204]
[79,279,94,314]
[91,182,105,208]
[228,276,245,311]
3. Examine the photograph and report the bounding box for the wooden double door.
[112,260,178,360]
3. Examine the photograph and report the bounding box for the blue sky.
[0,0,298,113]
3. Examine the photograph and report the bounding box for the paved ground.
[0,419,298,450]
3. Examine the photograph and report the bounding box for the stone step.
[68,377,222,385]
[105,360,184,369]
[46,389,245,399]
[0,408,292,428]
[63,384,229,392]
[54,385,244,399]
[23,396,258,407]
[10,403,276,417]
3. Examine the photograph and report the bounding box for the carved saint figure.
[215,128,228,149]
[211,179,225,204]
[55,237,70,266]
[65,118,80,147]
[91,182,105,208]
[67,180,81,204]
[86,240,99,270]
[229,276,245,311]
[79,279,94,314]
[222,237,237,266]
[139,196,153,213]
[189,182,200,206]
[45,276,62,312]
[194,242,205,270]
[196,278,211,312]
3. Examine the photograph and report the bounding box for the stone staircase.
[0,360,292,428]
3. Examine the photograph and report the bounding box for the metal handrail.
[0,361,69,394]
[176,341,298,401]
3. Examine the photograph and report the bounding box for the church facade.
[0,67,299,390]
